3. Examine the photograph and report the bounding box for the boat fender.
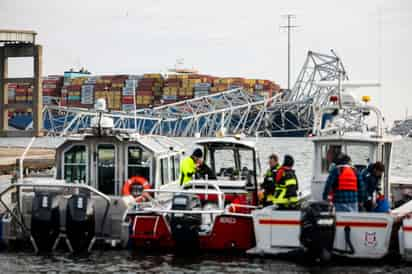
[122,176,151,203]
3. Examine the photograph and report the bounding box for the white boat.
[248,88,412,261]
[0,99,185,253]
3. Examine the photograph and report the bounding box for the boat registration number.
[220,217,237,224]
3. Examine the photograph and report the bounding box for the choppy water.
[0,137,412,273]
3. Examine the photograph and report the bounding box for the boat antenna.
[280,14,299,91]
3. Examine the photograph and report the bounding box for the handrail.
[0,182,112,248]
[142,208,225,215]
[145,181,226,209]
[19,136,36,181]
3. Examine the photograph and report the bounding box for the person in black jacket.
[361,161,385,211]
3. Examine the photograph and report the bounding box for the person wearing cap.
[361,161,385,211]
[322,153,365,212]
[271,155,299,209]
[179,148,203,185]
[261,154,280,206]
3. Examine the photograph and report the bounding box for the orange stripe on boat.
[259,219,301,225]
[336,221,387,228]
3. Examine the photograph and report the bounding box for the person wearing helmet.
[271,155,299,209]
[179,148,203,185]
[322,153,365,212]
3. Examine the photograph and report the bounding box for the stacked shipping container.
[8,72,281,116]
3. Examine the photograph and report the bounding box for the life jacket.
[337,165,358,191]
[262,164,280,203]
[268,167,298,206]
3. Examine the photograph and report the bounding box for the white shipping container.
[43,84,57,89]
[122,89,135,96]
[122,104,136,112]
[43,96,56,105]
[128,75,143,80]
[125,79,138,88]
[81,97,94,105]
[43,76,62,81]
[82,85,94,92]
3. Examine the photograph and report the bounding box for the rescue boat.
[127,137,309,252]
[0,99,185,253]
[248,83,412,262]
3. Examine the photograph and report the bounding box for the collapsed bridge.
[41,50,346,137]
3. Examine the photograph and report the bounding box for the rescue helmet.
[283,154,294,167]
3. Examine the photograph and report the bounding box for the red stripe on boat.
[259,219,387,228]
[403,226,412,231]
[259,219,301,225]
[336,221,387,228]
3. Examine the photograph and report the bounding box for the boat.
[391,116,412,137]
[127,134,311,252]
[0,99,185,253]
[247,84,412,262]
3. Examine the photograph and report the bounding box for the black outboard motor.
[31,192,61,252]
[66,193,95,252]
[169,194,202,253]
[300,201,336,261]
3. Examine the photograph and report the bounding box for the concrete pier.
[0,30,43,137]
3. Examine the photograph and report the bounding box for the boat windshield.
[205,146,258,180]
[321,143,372,174]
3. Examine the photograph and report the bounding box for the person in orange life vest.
[322,153,365,212]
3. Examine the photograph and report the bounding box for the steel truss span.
[42,51,346,137]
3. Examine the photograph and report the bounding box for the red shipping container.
[112,79,125,85]
[43,88,58,93]
[94,83,110,90]
[136,90,153,96]
[101,75,115,81]
[122,97,134,104]
[67,85,82,91]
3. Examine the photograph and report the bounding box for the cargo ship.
[6,69,281,119]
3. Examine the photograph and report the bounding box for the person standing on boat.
[322,153,364,212]
[361,162,385,211]
[272,155,299,209]
[179,148,203,185]
[261,154,280,206]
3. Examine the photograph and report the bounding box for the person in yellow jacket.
[270,155,299,209]
[179,148,203,185]
[260,154,280,206]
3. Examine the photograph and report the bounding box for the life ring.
[122,176,152,203]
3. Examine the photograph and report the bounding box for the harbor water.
[0,137,412,273]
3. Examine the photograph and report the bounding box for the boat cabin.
[185,137,262,204]
[310,97,393,202]
[55,131,184,196]
[311,136,392,201]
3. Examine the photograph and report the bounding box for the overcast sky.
[1,0,411,122]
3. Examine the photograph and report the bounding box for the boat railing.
[0,182,111,253]
[139,181,225,212]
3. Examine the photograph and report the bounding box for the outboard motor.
[31,192,61,252]
[300,201,336,261]
[169,194,202,252]
[66,193,95,252]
